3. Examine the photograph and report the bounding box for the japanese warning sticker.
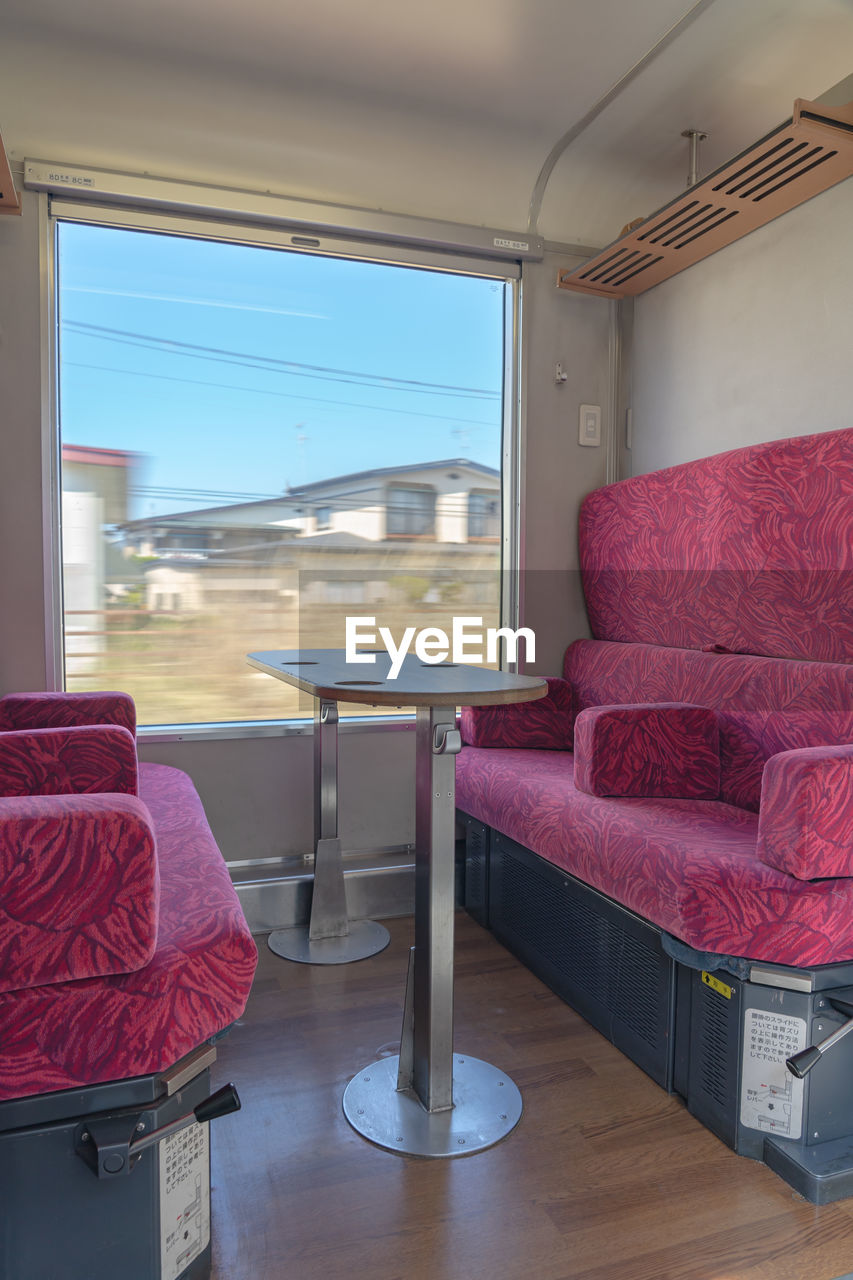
[740,1008,807,1140]
[159,1120,211,1280]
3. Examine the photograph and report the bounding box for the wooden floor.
[210,915,853,1280]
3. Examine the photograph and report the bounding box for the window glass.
[56,221,508,725]
[468,491,500,541]
[386,487,436,538]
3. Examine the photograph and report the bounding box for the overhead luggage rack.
[557,97,853,299]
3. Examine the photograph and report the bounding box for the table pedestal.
[343,705,523,1156]
[269,697,390,965]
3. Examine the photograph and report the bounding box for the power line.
[62,321,501,401]
[64,361,499,429]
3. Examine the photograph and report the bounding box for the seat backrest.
[579,428,853,665]
[565,639,853,811]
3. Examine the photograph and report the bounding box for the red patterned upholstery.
[0,691,136,737]
[456,747,853,966]
[573,703,720,799]
[579,429,853,664]
[565,640,853,812]
[0,693,257,1101]
[460,677,573,749]
[0,793,158,993]
[0,726,138,797]
[757,746,853,881]
[458,431,853,967]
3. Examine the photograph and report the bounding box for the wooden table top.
[247,649,547,708]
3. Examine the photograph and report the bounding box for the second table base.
[268,919,390,965]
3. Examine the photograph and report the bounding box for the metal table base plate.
[268,920,390,965]
[343,1053,522,1157]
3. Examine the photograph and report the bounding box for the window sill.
[138,714,416,743]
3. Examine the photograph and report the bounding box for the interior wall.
[519,251,611,674]
[0,185,48,695]
[630,180,853,475]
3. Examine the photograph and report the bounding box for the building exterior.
[61,445,139,674]
[117,459,501,615]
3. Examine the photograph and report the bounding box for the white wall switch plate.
[579,403,601,447]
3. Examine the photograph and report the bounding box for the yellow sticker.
[702,970,732,999]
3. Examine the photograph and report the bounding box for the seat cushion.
[573,702,720,798]
[758,745,853,880]
[0,792,158,994]
[457,746,853,967]
[0,763,257,1100]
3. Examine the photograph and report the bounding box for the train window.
[54,219,511,726]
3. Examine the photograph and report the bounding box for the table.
[248,647,546,1157]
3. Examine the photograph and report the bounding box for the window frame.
[42,195,522,738]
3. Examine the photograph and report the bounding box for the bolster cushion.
[573,702,721,798]
[757,745,853,880]
[0,792,159,992]
[460,676,573,749]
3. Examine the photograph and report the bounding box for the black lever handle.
[128,1083,243,1158]
[786,1045,824,1079]
[194,1083,241,1125]
[786,993,853,1079]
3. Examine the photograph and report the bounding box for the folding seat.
[0,690,258,1280]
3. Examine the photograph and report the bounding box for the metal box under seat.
[682,962,853,1204]
[0,1048,222,1280]
[465,816,853,1203]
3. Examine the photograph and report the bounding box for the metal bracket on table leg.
[309,838,348,941]
[396,946,416,1092]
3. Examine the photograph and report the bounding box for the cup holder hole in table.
[280,660,318,665]
[335,680,385,686]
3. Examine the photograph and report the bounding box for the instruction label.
[740,1008,806,1140]
[159,1121,210,1280]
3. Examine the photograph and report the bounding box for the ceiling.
[0,0,850,246]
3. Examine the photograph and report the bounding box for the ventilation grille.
[558,97,853,299]
[696,983,733,1108]
[494,838,668,1051]
[464,821,488,923]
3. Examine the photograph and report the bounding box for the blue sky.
[57,223,507,519]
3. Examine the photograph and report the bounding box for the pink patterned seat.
[457,428,853,967]
[0,691,257,1100]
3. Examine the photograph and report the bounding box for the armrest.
[573,702,720,798]
[460,677,573,749]
[757,745,853,880]
[0,726,139,797]
[0,691,136,736]
[0,792,159,993]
